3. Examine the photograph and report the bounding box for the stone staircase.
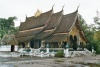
[69,48,92,57]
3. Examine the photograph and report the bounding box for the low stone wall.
[0,45,18,51]
[0,48,92,58]
[40,48,64,52]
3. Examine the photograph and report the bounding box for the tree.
[93,11,100,54]
[94,11,100,41]
[0,16,18,39]
[78,13,100,54]
[78,14,92,37]
[78,14,95,51]
[94,11,100,30]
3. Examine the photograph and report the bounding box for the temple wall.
[69,25,86,45]
[64,37,68,42]
[69,25,79,36]
[63,25,79,44]
[80,37,86,45]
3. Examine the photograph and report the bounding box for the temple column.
[22,42,25,48]
[67,34,70,44]
[46,43,49,53]
[67,33,71,48]
[41,41,45,48]
[65,44,69,57]
[27,42,30,47]
[77,31,80,47]
[58,42,62,48]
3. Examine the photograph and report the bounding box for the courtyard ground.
[0,55,100,67]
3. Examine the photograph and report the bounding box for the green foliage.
[0,17,18,38]
[96,42,100,54]
[78,14,88,31]
[93,11,100,54]
[94,31,100,41]
[86,44,92,51]
[78,13,100,54]
[55,51,64,57]
[79,14,97,53]
[94,11,100,30]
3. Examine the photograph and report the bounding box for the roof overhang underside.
[44,34,68,42]
[16,35,34,43]
[16,27,44,37]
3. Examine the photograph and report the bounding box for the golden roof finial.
[34,9,42,17]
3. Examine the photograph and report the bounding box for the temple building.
[16,7,87,50]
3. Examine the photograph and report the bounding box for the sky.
[0,0,100,27]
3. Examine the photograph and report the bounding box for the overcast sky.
[0,0,100,27]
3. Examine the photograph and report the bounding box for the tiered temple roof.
[16,9,53,42]
[44,10,78,42]
[19,9,53,31]
[16,7,86,43]
[35,10,63,39]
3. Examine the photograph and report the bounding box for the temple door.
[34,40,39,48]
[30,40,34,48]
[11,45,15,52]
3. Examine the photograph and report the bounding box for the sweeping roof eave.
[19,9,53,31]
[44,34,68,42]
[35,10,63,39]
[54,10,78,33]
[16,26,44,37]
[16,35,34,42]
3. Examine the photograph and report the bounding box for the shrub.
[55,51,64,57]
[96,42,100,54]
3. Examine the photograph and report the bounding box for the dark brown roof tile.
[16,27,43,37]
[19,9,53,31]
[54,10,78,33]
[44,34,67,42]
[16,36,33,42]
[44,11,78,42]
[35,10,63,39]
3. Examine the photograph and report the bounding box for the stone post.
[51,51,55,57]
[46,43,49,53]
[92,45,94,53]
[34,51,36,56]
[27,42,30,47]
[65,44,69,57]
[41,51,44,57]
[41,41,45,48]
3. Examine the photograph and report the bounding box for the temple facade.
[16,7,87,50]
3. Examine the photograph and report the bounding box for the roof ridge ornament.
[61,5,65,14]
[25,14,27,19]
[52,4,55,10]
[62,5,65,11]
[20,20,22,22]
[24,14,28,22]
[34,9,42,17]
[20,20,22,24]
[77,4,80,12]
[51,4,55,13]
